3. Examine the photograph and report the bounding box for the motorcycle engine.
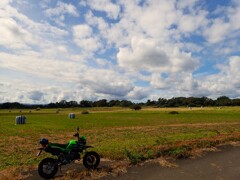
[59,152,79,165]
[69,151,80,160]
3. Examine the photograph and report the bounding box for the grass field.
[1,106,240,171]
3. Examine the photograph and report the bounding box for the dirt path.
[103,144,240,180]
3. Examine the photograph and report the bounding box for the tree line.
[1,96,240,109]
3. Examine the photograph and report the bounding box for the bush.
[130,105,142,111]
[169,111,179,114]
[124,149,145,164]
[81,110,89,114]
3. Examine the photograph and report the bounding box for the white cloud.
[85,11,109,31]
[150,73,169,89]
[78,68,134,98]
[203,2,240,44]
[203,18,231,43]
[73,24,101,52]
[177,10,208,33]
[138,0,177,37]
[114,0,177,41]
[73,24,92,38]
[0,0,11,8]
[117,37,199,74]
[82,0,120,20]
[0,2,68,53]
[127,87,149,100]
[0,52,84,82]
[215,56,240,88]
[45,1,78,17]
[117,37,170,72]
[183,56,240,99]
[0,17,29,49]
[28,91,45,101]
[171,48,199,73]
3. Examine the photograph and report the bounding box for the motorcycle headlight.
[80,136,86,145]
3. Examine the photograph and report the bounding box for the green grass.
[1,107,240,170]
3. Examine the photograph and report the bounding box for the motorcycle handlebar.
[73,127,80,141]
[73,133,79,137]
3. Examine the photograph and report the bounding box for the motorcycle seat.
[50,143,69,149]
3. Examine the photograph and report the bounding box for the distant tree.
[216,96,231,106]
[79,100,92,107]
[47,103,57,108]
[59,100,68,108]
[0,102,23,109]
[166,98,179,107]
[68,101,78,107]
[119,100,133,107]
[108,100,120,107]
[232,99,240,106]
[94,99,108,107]
[2,95,240,109]
[157,98,167,107]
[146,99,157,106]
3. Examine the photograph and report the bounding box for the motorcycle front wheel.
[38,158,58,179]
[83,151,100,169]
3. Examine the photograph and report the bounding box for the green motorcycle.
[37,127,100,179]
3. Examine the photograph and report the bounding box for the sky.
[0,0,240,104]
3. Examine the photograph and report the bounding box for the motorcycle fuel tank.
[66,140,77,151]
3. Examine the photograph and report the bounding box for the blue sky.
[1,0,240,104]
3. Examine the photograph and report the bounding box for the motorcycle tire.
[83,151,100,169]
[38,158,58,179]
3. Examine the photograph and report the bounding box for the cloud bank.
[1,0,240,104]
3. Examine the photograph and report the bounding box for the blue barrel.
[15,116,26,124]
[69,113,75,119]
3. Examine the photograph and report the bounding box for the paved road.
[24,144,240,179]
[103,144,240,180]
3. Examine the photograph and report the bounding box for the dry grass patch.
[0,165,36,180]
[55,159,129,180]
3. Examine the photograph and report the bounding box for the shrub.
[130,105,142,111]
[169,111,179,114]
[124,149,145,164]
[81,110,89,114]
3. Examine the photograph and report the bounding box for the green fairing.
[48,140,77,152]
[66,140,77,151]
[81,136,86,140]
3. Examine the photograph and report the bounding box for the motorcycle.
[37,127,100,179]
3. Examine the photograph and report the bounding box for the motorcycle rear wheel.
[83,151,100,169]
[38,158,58,179]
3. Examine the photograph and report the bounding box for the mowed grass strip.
[0,107,240,169]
